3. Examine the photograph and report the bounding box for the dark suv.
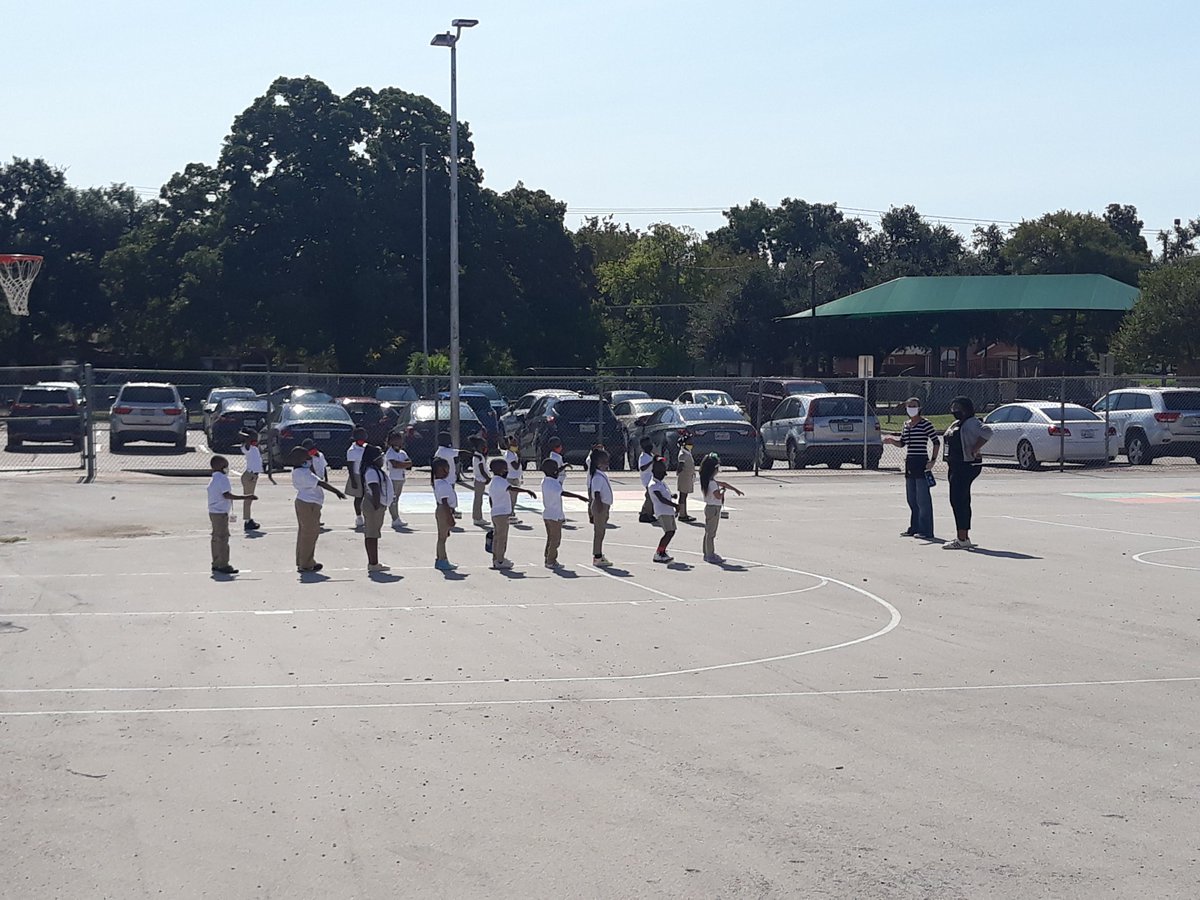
[744,378,828,425]
[5,384,86,450]
[517,396,626,469]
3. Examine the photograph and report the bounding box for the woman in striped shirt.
[883,397,940,539]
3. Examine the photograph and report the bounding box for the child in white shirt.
[587,448,614,567]
[434,431,463,519]
[432,457,458,571]
[238,429,274,532]
[540,458,588,568]
[384,431,412,527]
[207,454,256,576]
[486,457,536,570]
[346,427,368,528]
[699,452,744,563]
[470,435,490,526]
[637,437,657,523]
[648,458,679,563]
[504,435,522,523]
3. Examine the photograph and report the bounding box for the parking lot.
[2,462,1199,897]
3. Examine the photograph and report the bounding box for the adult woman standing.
[942,396,992,550]
[883,397,940,539]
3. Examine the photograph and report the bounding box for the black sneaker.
[244,520,259,531]
[214,565,238,575]
[638,514,657,524]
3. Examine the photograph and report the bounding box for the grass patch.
[878,413,955,434]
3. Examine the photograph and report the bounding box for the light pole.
[809,259,826,375]
[420,142,429,386]
[431,17,478,448]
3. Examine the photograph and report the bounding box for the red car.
[334,397,401,446]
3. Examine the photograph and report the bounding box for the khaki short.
[345,473,364,498]
[361,496,387,538]
[657,514,677,534]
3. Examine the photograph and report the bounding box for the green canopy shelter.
[779,274,1139,319]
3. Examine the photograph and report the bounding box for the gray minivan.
[758,392,883,469]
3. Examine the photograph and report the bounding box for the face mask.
[249,440,258,446]
[355,440,365,447]
[906,406,920,418]
[308,449,319,457]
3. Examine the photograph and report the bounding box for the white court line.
[0,581,827,620]
[2,675,1196,718]
[579,563,686,603]
[1000,515,1200,544]
[0,567,899,693]
[1131,547,1200,572]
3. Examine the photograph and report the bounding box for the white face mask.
[906,406,920,418]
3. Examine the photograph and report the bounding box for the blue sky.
[7,0,1198,242]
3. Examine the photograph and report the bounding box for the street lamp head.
[451,18,479,27]
[430,31,455,47]
[811,259,827,273]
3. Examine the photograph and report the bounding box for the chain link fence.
[4,366,1198,480]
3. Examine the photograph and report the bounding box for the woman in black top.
[942,396,992,550]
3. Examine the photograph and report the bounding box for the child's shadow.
[552,568,581,579]
[298,572,331,583]
[391,525,415,534]
[498,569,527,580]
[244,531,267,540]
[666,562,694,571]
[714,561,748,572]
[596,566,633,578]
[440,571,468,581]
[512,522,536,531]
[368,572,403,583]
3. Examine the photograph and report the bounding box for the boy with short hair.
[384,430,412,528]
[207,455,256,576]
[540,459,589,568]
[239,429,275,532]
[648,458,679,563]
[486,457,537,570]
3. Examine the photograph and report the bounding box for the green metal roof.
[780,274,1139,319]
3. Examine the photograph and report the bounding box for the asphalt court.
[2,467,1199,897]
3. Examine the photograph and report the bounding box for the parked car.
[201,386,257,431]
[37,381,86,407]
[5,384,86,450]
[206,398,271,452]
[335,396,401,445]
[517,396,626,469]
[758,392,883,469]
[501,389,579,439]
[265,402,355,469]
[980,402,1115,470]
[1092,388,1200,465]
[262,385,334,411]
[744,379,828,424]
[604,389,650,405]
[109,383,189,452]
[614,398,672,465]
[674,389,739,408]
[436,391,501,451]
[636,404,757,470]
[462,382,509,417]
[396,400,481,467]
[374,383,419,404]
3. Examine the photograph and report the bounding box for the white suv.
[1092,388,1200,465]
[109,382,188,452]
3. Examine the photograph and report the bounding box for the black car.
[261,385,334,411]
[206,398,270,452]
[265,402,355,468]
[397,400,482,467]
[744,378,828,425]
[436,392,501,452]
[517,396,626,469]
[5,384,85,450]
[639,404,758,470]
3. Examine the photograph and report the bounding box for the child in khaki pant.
[207,455,256,576]
[540,459,588,569]
[486,457,536,570]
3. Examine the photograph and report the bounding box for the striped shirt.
[899,418,938,466]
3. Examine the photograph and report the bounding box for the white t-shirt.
[385,447,410,482]
[487,475,513,516]
[638,452,654,487]
[292,465,325,506]
[472,452,489,484]
[346,442,365,476]
[550,450,567,483]
[310,451,328,480]
[207,471,232,514]
[364,467,395,507]
[541,476,565,521]
[704,480,724,506]
[434,478,458,509]
[243,445,263,474]
[504,449,521,484]
[589,470,613,506]
[648,477,675,517]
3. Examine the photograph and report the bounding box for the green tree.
[1113,257,1200,372]
[1002,210,1150,285]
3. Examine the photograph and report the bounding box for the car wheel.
[109,437,123,453]
[865,454,881,470]
[6,439,21,451]
[1125,431,1153,465]
[1017,439,1040,471]
[72,438,84,452]
[758,441,774,469]
[829,461,843,469]
[175,436,187,451]
[787,441,805,469]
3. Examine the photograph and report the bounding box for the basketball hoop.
[0,254,43,317]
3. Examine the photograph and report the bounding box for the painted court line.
[1131,547,1200,572]
[1000,515,1200,545]
[2,675,1196,718]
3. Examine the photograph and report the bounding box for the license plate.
[836,422,855,432]
[1081,430,1095,439]
[579,423,596,433]
[244,418,259,427]
[314,431,330,439]
[38,418,51,425]
[715,432,730,440]
[137,408,155,416]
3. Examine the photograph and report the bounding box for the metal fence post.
[82,363,96,482]
[753,376,763,476]
[862,376,869,471]
[1059,376,1066,473]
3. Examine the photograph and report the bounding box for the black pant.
[947,463,981,532]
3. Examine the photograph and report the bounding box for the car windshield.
[1037,404,1101,422]
[18,388,72,404]
[342,402,387,421]
[679,406,747,422]
[210,388,255,401]
[463,384,501,402]
[553,400,617,423]
[290,390,333,403]
[285,404,354,424]
[1163,392,1200,412]
[628,400,670,415]
[690,392,734,405]
[782,381,826,394]
[221,400,268,413]
[376,386,417,402]
[811,397,873,417]
[411,401,480,422]
[120,386,177,404]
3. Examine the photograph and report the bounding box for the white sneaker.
[653,552,673,563]
[941,539,974,550]
[593,556,612,567]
